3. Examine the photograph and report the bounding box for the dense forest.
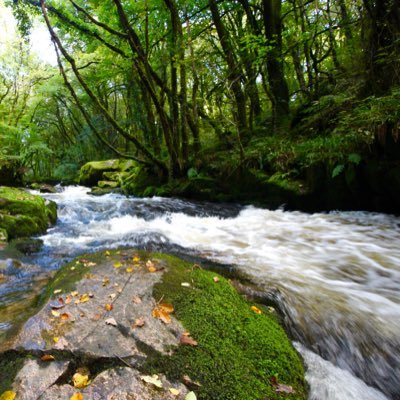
[1,0,400,211]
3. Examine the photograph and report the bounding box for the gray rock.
[39,367,188,400]
[13,359,69,400]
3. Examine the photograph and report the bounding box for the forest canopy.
[1,0,399,188]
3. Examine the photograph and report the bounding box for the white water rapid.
[7,186,400,399]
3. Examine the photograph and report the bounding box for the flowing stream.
[0,185,399,400]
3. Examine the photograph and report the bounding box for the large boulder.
[79,159,137,186]
[0,250,307,400]
[0,187,57,240]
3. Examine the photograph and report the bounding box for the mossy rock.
[0,187,57,240]
[149,253,308,400]
[0,228,8,243]
[98,180,119,189]
[79,159,138,186]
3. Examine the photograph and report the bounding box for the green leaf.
[332,164,345,178]
[348,153,362,165]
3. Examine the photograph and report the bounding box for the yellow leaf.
[148,265,157,273]
[73,372,90,389]
[51,310,60,317]
[53,289,62,294]
[79,294,90,303]
[126,267,134,273]
[140,374,163,388]
[105,304,113,311]
[105,251,111,256]
[133,255,140,263]
[0,391,16,400]
[71,291,79,297]
[169,388,180,396]
[113,261,122,268]
[53,337,59,343]
[70,394,84,400]
[251,306,262,315]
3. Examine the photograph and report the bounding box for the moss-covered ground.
[148,253,307,400]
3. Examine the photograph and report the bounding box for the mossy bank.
[0,250,307,399]
[0,186,57,241]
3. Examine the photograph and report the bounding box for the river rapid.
[0,185,399,400]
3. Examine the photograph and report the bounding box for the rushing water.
[1,185,399,400]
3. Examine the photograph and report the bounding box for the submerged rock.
[0,250,307,400]
[0,187,57,240]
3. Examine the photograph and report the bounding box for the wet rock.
[90,187,124,196]
[30,184,57,194]
[13,359,69,400]
[40,367,188,400]
[13,253,182,360]
[11,238,44,255]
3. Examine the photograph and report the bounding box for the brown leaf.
[152,303,174,324]
[102,277,110,287]
[271,376,295,394]
[60,313,70,321]
[182,375,202,388]
[213,276,220,283]
[65,295,72,305]
[41,354,55,362]
[180,333,198,347]
[133,318,145,328]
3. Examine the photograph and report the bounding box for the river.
[0,185,399,400]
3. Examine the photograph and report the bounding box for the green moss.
[0,352,27,393]
[0,186,57,240]
[148,253,307,400]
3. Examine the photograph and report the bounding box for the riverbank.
[0,249,307,400]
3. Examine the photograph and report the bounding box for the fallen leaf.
[113,261,123,268]
[53,337,59,343]
[105,304,113,312]
[132,295,142,304]
[85,262,96,267]
[105,317,117,327]
[73,372,90,389]
[117,288,123,294]
[51,310,60,317]
[185,392,197,400]
[69,394,83,400]
[102,277,110,286]
[71,291,79,297]
[105,251,111,256]
[70,267,76,271]
[0,391,16,400]
[53,289,62,294]
[126,267,134,273]
[133,318,145,328]
[152,303,174,324]
[140,374,163,388]
[133,255,140,263]
[79,294,90,303]
[182,375,202,388]
[213,276,220,283]
[148,265,157,273]
[92,314,102,321]
[65,295,72,304]
[169,388,180,396]
[109,293,117,300]
[181,282,191,287]
[60,313,70,321]
[41,354,55,362]
[251,306,262,315]
[180,333,198,347]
